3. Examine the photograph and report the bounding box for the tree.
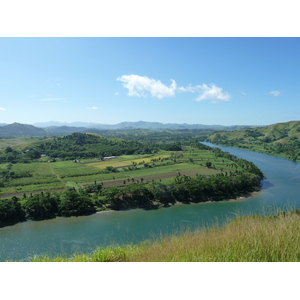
[151,183,175,206]
[0,196,25,226]
[5,146,13,153]
[206,162,212,168]
[59,188,96,217]
[24,192,58,220]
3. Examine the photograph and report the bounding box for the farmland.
[0,147,236,196]
[0,132,263,227]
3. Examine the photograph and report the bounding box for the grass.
[0,136,42,151]
[30,210,300,262]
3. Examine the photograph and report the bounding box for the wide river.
[1,143,300,261]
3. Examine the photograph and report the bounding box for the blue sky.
[1,37,300,126]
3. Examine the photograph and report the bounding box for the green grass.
[51,161,102,178]
[30,210,300,262]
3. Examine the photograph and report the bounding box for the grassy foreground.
[31,210,300,262]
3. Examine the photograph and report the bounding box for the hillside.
[206,120,300,161]
[30,210,300,262]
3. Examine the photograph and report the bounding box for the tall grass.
[30,210,300,262]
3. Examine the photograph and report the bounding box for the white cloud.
[40,98,66,102]
[117,74,177,99]
[117,74,231,103]
[194,84,231,103]
[268,90,281,96]
[87,106,98,110]
[0,107,6,111]
[240,91,247,96]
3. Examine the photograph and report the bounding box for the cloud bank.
[117,74,231,103]
[0,107,5,111]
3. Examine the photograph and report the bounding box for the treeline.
[0,169,262,227]
[0,189,97,227]
[106,172,262,210]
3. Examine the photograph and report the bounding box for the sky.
[1,37,300,126]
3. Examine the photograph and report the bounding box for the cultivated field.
[0,147,244,198]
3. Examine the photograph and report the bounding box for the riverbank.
[94,189,262,214]
[29,210,300,262]
[93,190,261,216]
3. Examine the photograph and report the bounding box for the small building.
[103,156,116,161]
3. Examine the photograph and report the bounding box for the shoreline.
[95,190,262,214]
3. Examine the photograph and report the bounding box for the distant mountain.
[0,121,257,137]
[44,126,89,135]
[33,120,254,131]
[0,122,47,136]
[33,121,101,128]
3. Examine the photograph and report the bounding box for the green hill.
[206,121,300,161]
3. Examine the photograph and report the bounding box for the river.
[1,143,300,261]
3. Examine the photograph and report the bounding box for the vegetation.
[0,132,156,163]
[29,210,300,262]
[0,135,263,228]
[205,120,300,161]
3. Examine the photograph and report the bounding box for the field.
[0,147,244,198]
[0,136,44,151]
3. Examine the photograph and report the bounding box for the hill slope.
[206,120,300,160]
[30,210,300,262]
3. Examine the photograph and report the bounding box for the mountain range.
[33,120,253,130]
[0,121,257,137]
